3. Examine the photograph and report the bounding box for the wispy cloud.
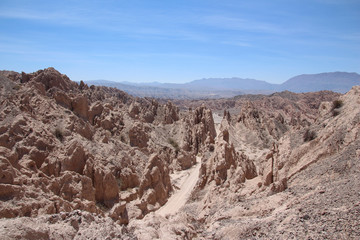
[200,15,285,35]
[0,9,47,20]
[91,51,219,61]
[0,6,210,43]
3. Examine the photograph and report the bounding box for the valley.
[0,68,359,239]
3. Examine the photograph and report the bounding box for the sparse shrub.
[120,135,127,143]
[250,110,260,119]
[331,99,343,117]
[332,109,340,117]
[54,128,64,142]
[96,202,109,212]
[168,138,180,154]
[303,129,316,142]
[332,99,343,109]
[12,84,21,90]
[209,144,215,152]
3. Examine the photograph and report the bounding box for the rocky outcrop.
[181,106,216,153]
[23,67,77,91]
[53,91,72,109]
[0,210,135,239]
[199,135,257,188]
[176,151,196,170]
[139,154,172,208]
[237,101,288,146]
[71,96,89,120]
[1,68,359,239]
[61,141,87,174]
[93,167,119,208]
[49,171,96,202]
[108,202,129,225]
[118,167,140,191]
[129,122,150,148]
[162,101,179,124]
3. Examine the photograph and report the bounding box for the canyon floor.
[0,68,359,239]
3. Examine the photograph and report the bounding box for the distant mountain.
[278,72,360,93]
[84,80,246,99]
[85,72,360,99]
[185,77,275,91]
[184,72,359,93]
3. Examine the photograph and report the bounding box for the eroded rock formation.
[1,68,359,239]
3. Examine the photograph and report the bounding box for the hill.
[278,72,360,93]
[0,68,359,239]
[85,72,360,99]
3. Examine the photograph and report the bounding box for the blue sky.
[0,0,359,83]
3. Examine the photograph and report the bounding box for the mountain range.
[85,72,360,99]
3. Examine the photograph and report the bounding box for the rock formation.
[0,68,359,239]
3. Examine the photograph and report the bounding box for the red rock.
[71,96,89,120]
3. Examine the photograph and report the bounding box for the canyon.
[0,68,359,239]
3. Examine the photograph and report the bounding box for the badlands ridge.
[0,68,359,239]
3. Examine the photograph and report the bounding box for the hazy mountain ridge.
[85,72,360,99]
[85,80,247,99]
[278,72,360,93]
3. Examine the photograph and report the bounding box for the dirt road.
[156,156,201,217]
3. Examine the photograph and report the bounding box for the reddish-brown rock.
[129,123,149,148]
[93,166,119,208]
[139,154,172,207]
[108,202,129,225]
[62,141,87,174]
[71,96,89,120]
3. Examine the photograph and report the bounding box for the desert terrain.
[0,68,359,239]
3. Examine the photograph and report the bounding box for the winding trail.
[156,156,201,217]
[156,113,222,217]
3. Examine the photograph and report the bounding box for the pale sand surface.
[156,156,201,217]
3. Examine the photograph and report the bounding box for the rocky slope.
[1,68,359,239]
[0,68,217,238]
[187,85,360,239]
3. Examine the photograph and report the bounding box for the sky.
[0,0,359,84]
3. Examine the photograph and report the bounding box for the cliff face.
[183,86,360,239]
[0,68,359,239]
[0,68,214,223]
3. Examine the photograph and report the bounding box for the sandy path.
[156,156,201,217]
[213,113,222,135]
